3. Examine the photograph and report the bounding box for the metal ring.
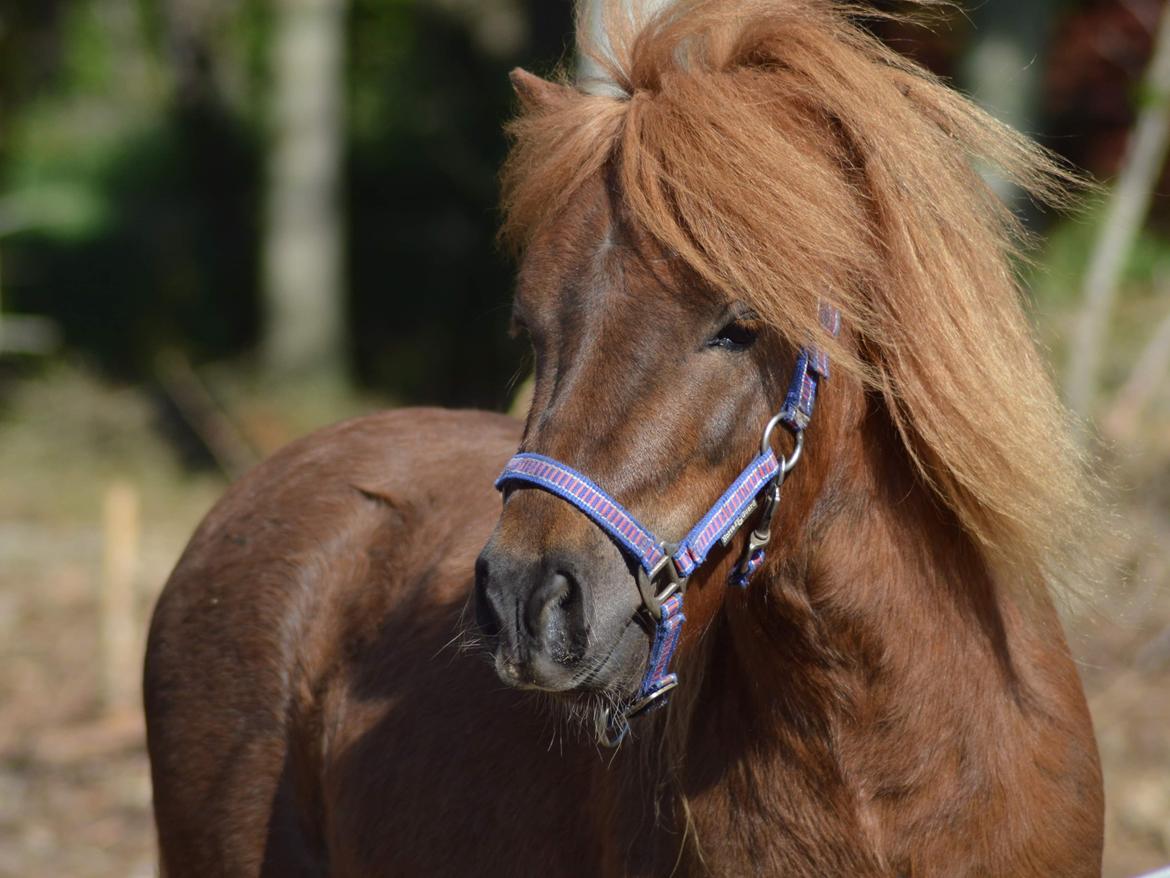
[761,414,804,473]
[781,431,804,474]
[596,678,679,748]
[760,412,785,456]
[597,707,630,748]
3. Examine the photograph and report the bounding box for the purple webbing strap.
[636,592,684,704]
[493,453,668,574]
[778,303,841,431]
[673,451,779,575]
[730,546,766,588]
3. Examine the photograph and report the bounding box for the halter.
[495,305,840,746]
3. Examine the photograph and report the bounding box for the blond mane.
[500,0,1092,593]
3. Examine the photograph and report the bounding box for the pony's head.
[475,0,1090,721]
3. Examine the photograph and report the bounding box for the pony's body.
[146,1,1104,873]
[145,410,608,877]
[146,408,1100,878]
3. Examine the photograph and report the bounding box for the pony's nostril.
[526,572,569,635]
[525,571,582,661]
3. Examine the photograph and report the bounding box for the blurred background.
[0,0,1167,875]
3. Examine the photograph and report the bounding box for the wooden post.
[101,481,140,714]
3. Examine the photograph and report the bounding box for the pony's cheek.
[677,550,735,643]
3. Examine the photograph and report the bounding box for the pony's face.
[475,173,793,704]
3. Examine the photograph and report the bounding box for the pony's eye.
[708,320,759,351]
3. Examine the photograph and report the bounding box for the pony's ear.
[509,68,571,112]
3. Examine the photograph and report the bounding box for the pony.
[144,1,1104,874]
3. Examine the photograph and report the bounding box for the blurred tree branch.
[1101,279,1170,443]
[1065,2,1170,421]
[156,351,260,478]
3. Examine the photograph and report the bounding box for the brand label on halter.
[720,499,758,547]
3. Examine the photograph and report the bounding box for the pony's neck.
[665,413,1045,871]
[733,396,1027,703]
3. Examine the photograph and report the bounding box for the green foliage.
[0,0,260,374]
[346,0,529,405]
[1031,200,1170,307]
[0,0,571,406]
[0,185,108,241]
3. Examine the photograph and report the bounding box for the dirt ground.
[1,366,1167,877]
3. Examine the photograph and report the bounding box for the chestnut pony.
[145,1,1104,874]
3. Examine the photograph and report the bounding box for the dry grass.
[0,367,222,877]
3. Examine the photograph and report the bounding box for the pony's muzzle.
[474,546,590,690]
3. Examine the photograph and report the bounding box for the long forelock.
[500,0,1095,597]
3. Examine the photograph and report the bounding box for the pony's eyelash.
[708,318,760,351]
[707,303,761,350]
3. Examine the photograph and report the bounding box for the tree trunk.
[262,0,346,382]
[958,0,1054,209]
[576,0,668,93]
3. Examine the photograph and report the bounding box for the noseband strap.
[493,305,840,745]
[495,449,782,583]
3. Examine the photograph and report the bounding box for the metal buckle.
[729,411,805,583]
[730,477,780,584]
[625,677,678,719]
[597,706,630,748]
[753,479,782,542]
[635,546,686,622]
[596,677,679,748]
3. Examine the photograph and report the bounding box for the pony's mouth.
[489,612,647,699]
[565,614,646,691]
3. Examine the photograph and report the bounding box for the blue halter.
[495,305,840,745]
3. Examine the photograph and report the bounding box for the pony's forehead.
[514,174,730,316]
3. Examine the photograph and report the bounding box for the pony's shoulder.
[151,406,520,632]
[215,406,520,515]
